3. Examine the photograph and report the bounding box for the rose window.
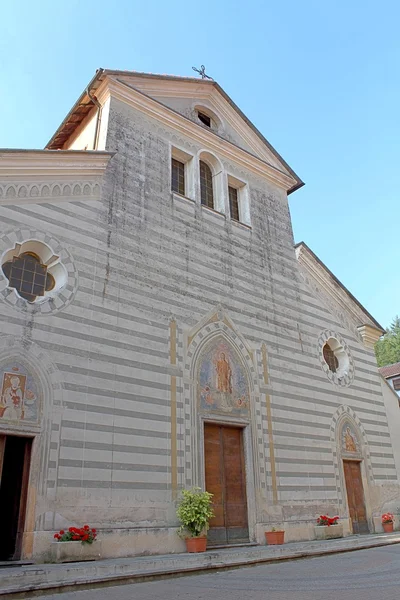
[1,241,67,304]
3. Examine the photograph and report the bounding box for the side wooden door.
[343,460,369,534]
[204,423,248,546]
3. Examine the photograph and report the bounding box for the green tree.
[375,316,400,367]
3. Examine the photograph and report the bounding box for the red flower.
[69,527,74,533]
[54,534,59,539]
[59,530,65,535]
[72,535,79,541]
[92,528,96,534]
[84,525,90,530]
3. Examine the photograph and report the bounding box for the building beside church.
[380,362,400,398]
[1,69,400,562]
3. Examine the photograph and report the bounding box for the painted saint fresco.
[198,340,250,415]
[0,362,39,423]
[341,424,359,453]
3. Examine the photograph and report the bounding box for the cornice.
[356,324,382,349]
[113,76,283,169]
[0,180,103,205]
[0,150,113,180]
[296,245,379,332]
[105,78,297,192]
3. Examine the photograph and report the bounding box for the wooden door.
[204,423,248,546]
[343,460,369,534]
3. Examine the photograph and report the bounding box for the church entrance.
[204,423,249,546]
[343,460,369,534]
[0,435,32,560]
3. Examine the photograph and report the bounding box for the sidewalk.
[1,532,400,598]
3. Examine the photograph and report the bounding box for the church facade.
[0,69,399,562]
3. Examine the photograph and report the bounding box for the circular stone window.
[318,330,354,387]
[0,230,78,315]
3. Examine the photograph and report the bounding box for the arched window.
[323,343,339,373]
[200,160,214,209]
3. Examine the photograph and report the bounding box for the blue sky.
[1,0,399,328]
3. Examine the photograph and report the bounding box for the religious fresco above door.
[0,362,39,424]
[340,422,360,455]
[198,339,250,416]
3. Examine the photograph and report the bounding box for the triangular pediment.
[110,71,299,182]
[46,69,303,193]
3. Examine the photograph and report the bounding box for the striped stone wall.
[0,94,399,558]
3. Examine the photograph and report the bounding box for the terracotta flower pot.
[265,531,285,545]
[185,536,207,553]
[383,521,394,533]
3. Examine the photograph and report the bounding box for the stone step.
[1,533,400,598]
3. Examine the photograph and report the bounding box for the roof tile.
[379,362,400,378]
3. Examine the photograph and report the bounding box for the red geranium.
[317,515,339,527]
[382,513,394,524]
[53,524,98,544]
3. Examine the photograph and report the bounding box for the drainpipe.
[87,88,102,150]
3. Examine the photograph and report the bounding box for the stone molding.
[0,180,102,205]
[183,307,269,504]
[96,77,297,192]
[0,149,112,206]
[0,228,79,315]
[357,324,383,349]
[113,74,284,171]
[318,329,355,387]
[330,405,374,514]
[296,243,383,345]
[0,149,112,178]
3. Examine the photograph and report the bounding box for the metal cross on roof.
[192,65,213,80]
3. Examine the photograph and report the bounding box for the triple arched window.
[170,147,251,226]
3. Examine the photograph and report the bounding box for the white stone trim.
[318,330,355,387]
[182,308,270,542]
[0,228,78,315]
[100,77,297,192]
[330,405,374,530]
[0,181,102,206]
[111,74,290,174]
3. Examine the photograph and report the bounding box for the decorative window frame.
[170,144,195,200]
[0,228,78,315]
[227,173,251,226]
[197,150,225,214]
[193,105,223,134]
[318,330,355,387]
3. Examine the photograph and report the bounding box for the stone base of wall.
[26,518,368,562]
[29,527,186,563]
[255,519,353,544]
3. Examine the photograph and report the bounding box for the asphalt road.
[39,544,400,600]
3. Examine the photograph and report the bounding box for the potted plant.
[265,527,285,545]
[382,513,394,533]
[51,525,101,563]
[176,488,214,552]
[315,515,343,540]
